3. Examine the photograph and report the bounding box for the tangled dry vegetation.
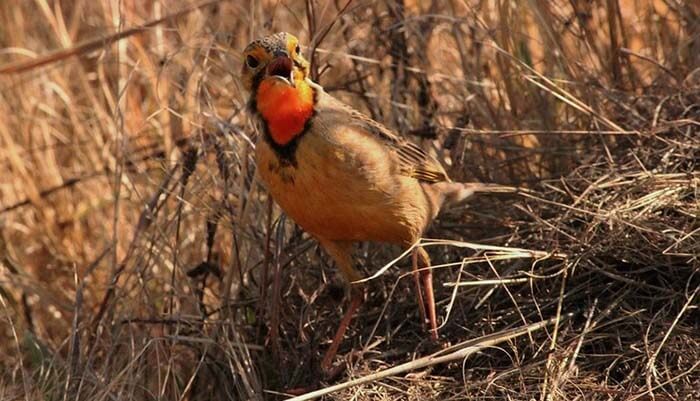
[0,1,698,400]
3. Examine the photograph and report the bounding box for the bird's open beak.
[266,56,295,88]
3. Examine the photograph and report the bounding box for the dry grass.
[0,0,698,400]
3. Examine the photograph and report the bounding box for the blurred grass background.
[0,0,698,400]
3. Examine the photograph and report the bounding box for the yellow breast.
[255,125,430,245]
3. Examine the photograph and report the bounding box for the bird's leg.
[318,240,363,372]
[415,247,438,340]
[411,248,428,328]
[321,286,363,372]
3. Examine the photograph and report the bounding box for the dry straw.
[0,1,698,400]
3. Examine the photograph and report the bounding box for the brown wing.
[318,89,451,184]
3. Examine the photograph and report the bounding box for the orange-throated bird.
[242,32,514,370]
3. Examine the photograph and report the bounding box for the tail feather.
[436,182,527,209]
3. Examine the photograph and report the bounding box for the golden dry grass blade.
[0,0,223,75]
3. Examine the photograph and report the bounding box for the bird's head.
[242,32,315,147]
[241,32,310,94]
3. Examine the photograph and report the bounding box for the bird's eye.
[295,44,301,54]
[246,55,259,68]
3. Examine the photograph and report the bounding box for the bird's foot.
[321,349,363,380]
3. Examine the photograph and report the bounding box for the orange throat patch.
[255,78,314,146]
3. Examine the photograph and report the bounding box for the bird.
[241,32,515,371]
